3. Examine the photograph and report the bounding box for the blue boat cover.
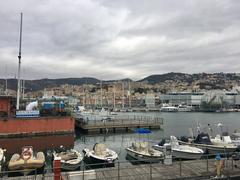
[134,128,152,134]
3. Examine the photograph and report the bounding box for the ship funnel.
[26,101,38,111]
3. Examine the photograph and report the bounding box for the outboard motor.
[180,136,189,142]
[158,139,166,146]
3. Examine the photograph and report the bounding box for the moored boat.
[126,142,163,163]
[153,136,203,160]
[8,146,45,175]
[53,148,83,171]
[179,133,237,154]
[83,143,118,167]
[160,104,178,112]
[177,104,192,112]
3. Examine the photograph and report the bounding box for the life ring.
[22,148,32,160]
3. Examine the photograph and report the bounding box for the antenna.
[16,12,23,110]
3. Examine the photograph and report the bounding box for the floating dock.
[75,116,163,133]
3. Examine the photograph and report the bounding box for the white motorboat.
[232,129,240,139]
[210,123,240,146]
[0,148,6,172]
[53,149,83,171]
[160,104,178,112]
[75,106,114,122]
[126,142,163,163]
[153,136,203,160]
[177,104,192,112]
[83,143,118,166]
[179,133,237,154]
[8,146,45,175]
[211,134,240,146]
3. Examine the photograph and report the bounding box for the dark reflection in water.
[0,134,75,160]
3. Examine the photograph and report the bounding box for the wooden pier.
[75,115,163,133]
[4,158,240,179]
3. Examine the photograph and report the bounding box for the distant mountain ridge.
[0,72,240,92]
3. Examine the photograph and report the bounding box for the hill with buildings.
[0,73,240,94]
[0,77,99,93]
[139,72,240,90]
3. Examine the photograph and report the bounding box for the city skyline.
[0,0,240,80]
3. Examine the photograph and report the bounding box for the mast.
[113,84,116,110]
[100,80,103,108]
[5,65,8,95]
[16,12,23,110]
[122,81,124,109]
[128,80,131,108]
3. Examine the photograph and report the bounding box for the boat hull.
[84,155,116,168]
[153,145,202,160]
[125,148,162,163]
[60,161,81,171]
[83,148,118,168]
[172,149,202,160]
[179,141,237,154]
[53,150,83,171]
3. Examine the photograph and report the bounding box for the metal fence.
[77,115,164,129]
[1,153,240,180]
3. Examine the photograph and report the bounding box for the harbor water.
[1,112,240,163]
[74,112,240,161]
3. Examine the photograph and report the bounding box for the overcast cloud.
[0,0,240,80]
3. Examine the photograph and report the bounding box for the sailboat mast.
[129,80,131,108]
[113,84,116,109]
[100,80,103,108]
[16,12,23,110]
[122,81,124,109]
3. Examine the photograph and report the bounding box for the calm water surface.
[2,112,239,162]
[74,112,240,161]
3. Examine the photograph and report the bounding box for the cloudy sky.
[0,0,240,80]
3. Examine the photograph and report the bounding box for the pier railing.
[75,115,164,131]
[1,153,240,179]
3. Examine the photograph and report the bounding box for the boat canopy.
[134,128,151,134]
[194,132,213,145]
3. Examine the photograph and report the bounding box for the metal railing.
[77,115,163,129]
[1,153,240,180]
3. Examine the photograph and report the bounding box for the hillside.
[139,72,240,90]
[0,77,100,92]
[0,72,240,92]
